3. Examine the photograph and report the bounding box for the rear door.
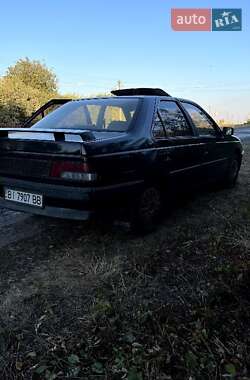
[151,99,205,187]
[180,102,228,181]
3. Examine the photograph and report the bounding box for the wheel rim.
[139,187,162,221]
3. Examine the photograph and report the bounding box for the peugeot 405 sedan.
[0,88,243,232]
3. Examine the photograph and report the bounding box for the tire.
[223,156,240,188]
[130,186,163,233]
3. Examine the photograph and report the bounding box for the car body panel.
[0,94,243,220]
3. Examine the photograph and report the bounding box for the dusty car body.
[0,88,243,231]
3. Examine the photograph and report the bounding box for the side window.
[152,112,165,138]
[158,101,192,137]
[182,103,217,136]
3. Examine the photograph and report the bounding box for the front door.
[180,102,228,182]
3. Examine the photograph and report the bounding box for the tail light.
[50,161,97,182]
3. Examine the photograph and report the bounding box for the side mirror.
[223,127,234,136]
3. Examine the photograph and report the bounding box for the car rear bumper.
[0,177,144,220]
[0,198,93,220]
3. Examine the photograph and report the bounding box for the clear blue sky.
[1,0,249,122]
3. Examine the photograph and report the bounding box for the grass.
[0,144,250,379]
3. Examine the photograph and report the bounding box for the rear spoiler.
[0,128,95,142]
[111,88,171,96]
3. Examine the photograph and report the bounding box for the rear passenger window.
[156,101,192,137]
[152,112,165,138]
[182,102,216,136]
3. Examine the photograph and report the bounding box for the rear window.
[32,98,140,132]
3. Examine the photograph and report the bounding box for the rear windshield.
[32,98,139,132]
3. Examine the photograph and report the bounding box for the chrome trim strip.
[170,157,228,174]
[216,141,240,144]
[170,163,201,174]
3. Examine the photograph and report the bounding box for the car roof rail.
[111,88,170,96]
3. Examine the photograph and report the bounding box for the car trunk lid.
[0,128,93,181]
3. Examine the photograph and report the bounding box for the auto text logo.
[171,8,242,32]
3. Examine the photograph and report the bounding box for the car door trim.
[91,143,207,158]
[170,157,228,175]
[216,140,241,144]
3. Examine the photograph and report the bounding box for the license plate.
[4,188,43,208]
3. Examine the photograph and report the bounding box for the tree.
[5,58,58,94]
[0,76,45,127]
[0,58,59,127]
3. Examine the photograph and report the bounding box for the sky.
[0,0,249,123]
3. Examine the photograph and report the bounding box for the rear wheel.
[223,156,240,188]
[130,186,163,233]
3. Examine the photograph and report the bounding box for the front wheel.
[223,156,240,188]
[130,186,163,233]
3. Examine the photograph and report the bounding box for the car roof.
[75,95,194,102]
[73,95,158,101]
[63,86,195,103]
